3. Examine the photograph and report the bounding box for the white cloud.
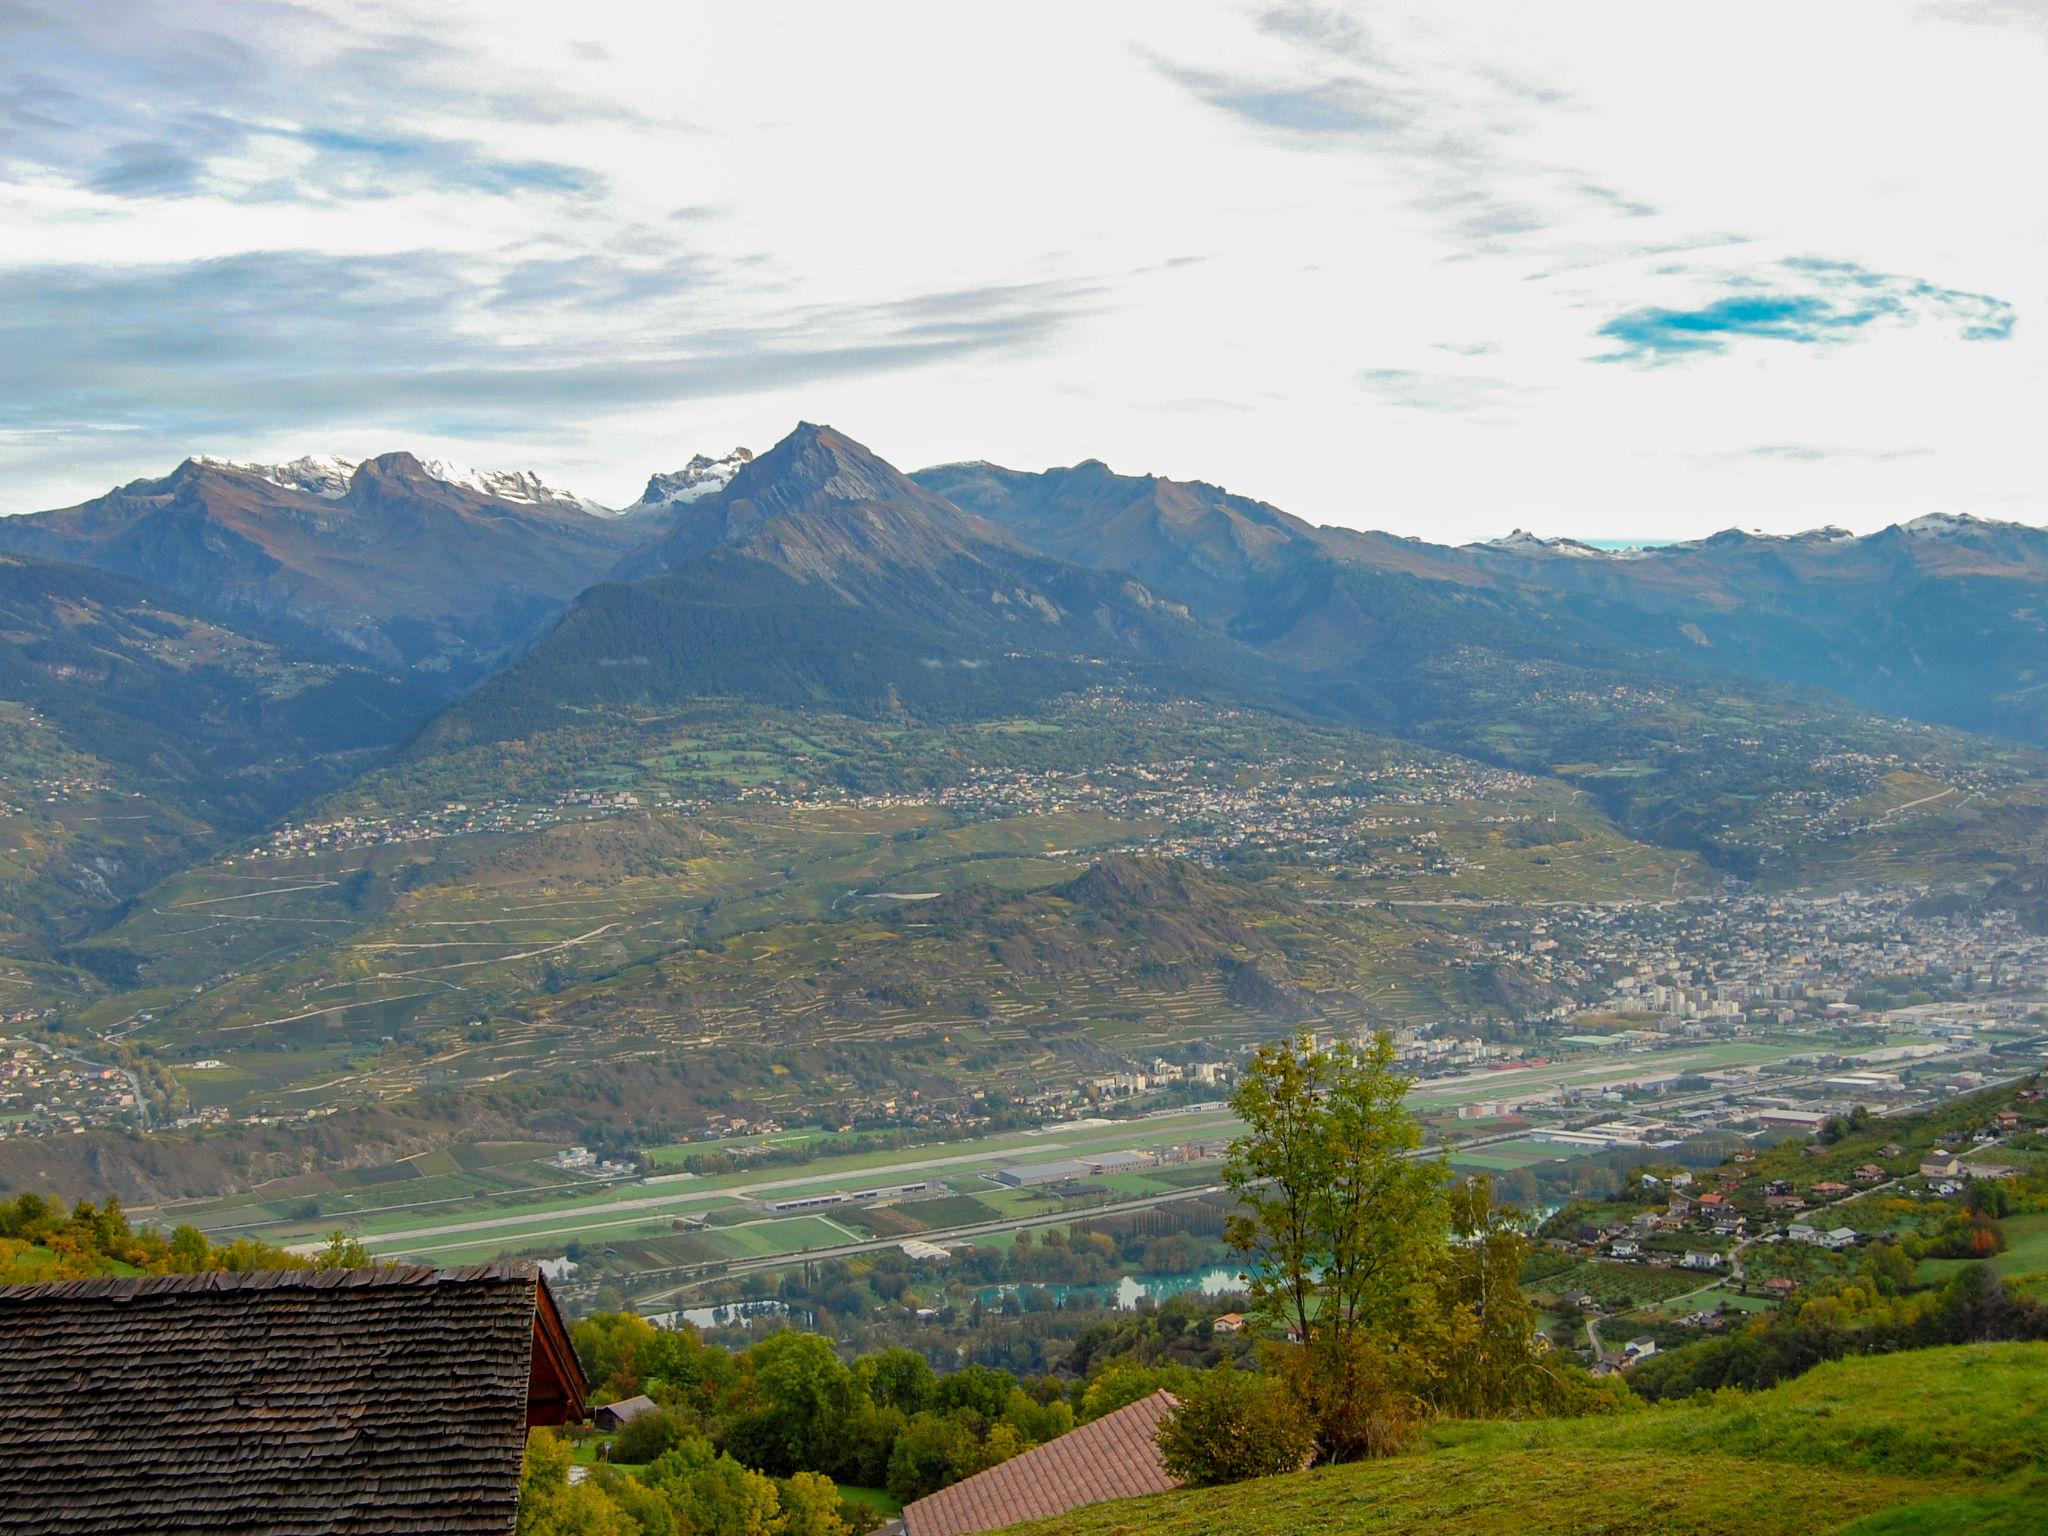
[0,0,2041,541]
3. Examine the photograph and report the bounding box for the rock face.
[0,453,650,679]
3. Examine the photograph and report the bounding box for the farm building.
[594,1393,660,1431]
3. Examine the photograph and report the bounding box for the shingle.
[0,1264,549,1536]
[898,1390,1181,1536]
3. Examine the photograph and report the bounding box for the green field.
[1918,1212,2048,1296]
[1001,1345,2048,1536]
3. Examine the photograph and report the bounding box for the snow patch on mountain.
[1898,512,1990,538]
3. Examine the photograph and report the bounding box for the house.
[1852,1164,1886,1182]
[1681,1250,1725,1271]
[1921,1152,1965,1180]
[0,1263,584,1535]
[1810,1181,1849,1197]
[1763,1276,1799,1295]
[1786,1222,1819,1244]
[1609,1240,1643,1259]
[594,1393,661,1431]
[1624,1336,1657,1361]
[1211,1312,1246,1334]
[1821,1228,1859,1251]
[898,1390,1182,1536]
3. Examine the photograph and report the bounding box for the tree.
[776,1471,852,1536]
[884,1412,975,1504]
[1078,1362,1200,1422]
[732,1330,856,1476]
[1423,1175,1590,1419]
[1155,1366,1315,1486]
[1224,1033,1447,1351]
[854,1348,934,1415]
[515,1429,640,1536]
[644,1440,784,1536]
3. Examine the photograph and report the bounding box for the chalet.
[0,1264,583,1536]
[1763,1276,1799,1295]
[1852,1164,1886,1182]
[898,1390,1182,1536]
[1810,1181,1849,1197]
[1211,1312,1246,1334]
[594,1393,660,1431]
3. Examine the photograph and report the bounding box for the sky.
[2,0,2044,542]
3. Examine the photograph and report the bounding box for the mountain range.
[3,420,2046,972]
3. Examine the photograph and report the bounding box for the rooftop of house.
[899,1389,1181,1536]
[0,1263,583,1536]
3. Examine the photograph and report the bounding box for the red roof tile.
[900,1389,1181,1536]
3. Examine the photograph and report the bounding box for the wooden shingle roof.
[0,1263,583,1536]
[899,1390,1181,1536]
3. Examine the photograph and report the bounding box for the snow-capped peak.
[195,453,608,512]
[416,461,610,515]
[1481,529,1609,558]
[633,448,754,510]
[196,453,358,499]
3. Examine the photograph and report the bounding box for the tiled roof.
[0,1264,568,1536]
[900,1390,1181,1536]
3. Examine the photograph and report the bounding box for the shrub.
[611,1406,691,1464]
[1156,1367,1316,1486]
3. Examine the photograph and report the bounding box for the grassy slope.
[1000,1344,2048,1536]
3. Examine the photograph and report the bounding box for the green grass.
[999,1345,2048,1536]
[836,1486,902,1518]
[1917,1213,2048,1294]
